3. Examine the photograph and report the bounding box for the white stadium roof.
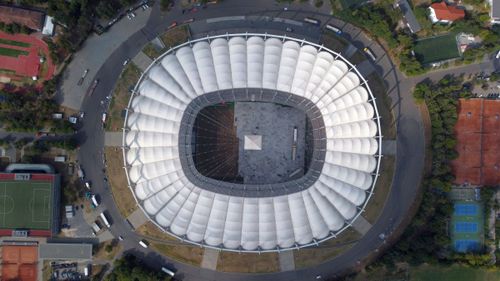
[123,34,382,252]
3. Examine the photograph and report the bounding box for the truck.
[100,212,111,227]
[91,221,102,232]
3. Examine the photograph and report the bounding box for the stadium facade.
[123,34,382,252]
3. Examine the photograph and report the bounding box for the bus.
[303,17,320,26]
[363,47,377,61]
[161,267,175,277]
[325,24,342,34]
[99,212,111,228]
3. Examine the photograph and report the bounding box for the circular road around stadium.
[75,2,425,280]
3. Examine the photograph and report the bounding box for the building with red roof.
[428,1,465,24]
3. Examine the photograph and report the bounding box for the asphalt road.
[72,0,498,280]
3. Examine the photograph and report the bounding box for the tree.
[105,254,170,281]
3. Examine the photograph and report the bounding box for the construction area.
[451,99,500,186]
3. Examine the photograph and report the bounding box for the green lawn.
[414,33,460,65]
[411,265,500,281]
[0,181,53,230]
[0,46,29,57]
[0,38,31,48]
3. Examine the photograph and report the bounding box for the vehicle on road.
[79,111,85,119]
[123,59,130,66]
[168,21,177,29]
[326,24,342,34]
[91,194,99,208]
[84,181,91,189]
[304,17,320,26]
[91,221,101,232]
[87,79,99,96]
[496,50,500,59]
[161,267,175,277]
[127,13,132,20]
[139,240,149,248]
[100,212,111,227]
[118,235,124,241]
[363,47,377,61]
[102,113,107,124]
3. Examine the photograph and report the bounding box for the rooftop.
[430,1,465,21]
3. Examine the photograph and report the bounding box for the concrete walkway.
[200,248,219,270]
[382,140,397,155]
[126,208,148,229]
[278,251,295,272]
[352,216,373,235]
[133,52,154,72]
[104,132,123,147]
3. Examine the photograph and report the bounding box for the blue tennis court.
[455,222,478,233]
[454,203,478,216]
[455,239,480,252]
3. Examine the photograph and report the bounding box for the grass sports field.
[414,33,460,65]
[0,181,53,230]
[0,46,29,57]
[0,38,31,48]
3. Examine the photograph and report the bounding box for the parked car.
[139,240,148,248]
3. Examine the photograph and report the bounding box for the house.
[0,4,44,31]
[428,1,465,24]
[491,0,500,24]
[398,0,422,33]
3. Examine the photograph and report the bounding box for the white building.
[123,34,382,252]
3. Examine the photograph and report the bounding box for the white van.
[139,240,148,248]
[91,195,99,208]
[99,212,111,227]
[84,265,89,277]
[161,267,175,277]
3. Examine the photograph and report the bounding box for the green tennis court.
[414,33,460,65]
[0,181,53,230]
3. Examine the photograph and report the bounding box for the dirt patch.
[151,242,203,266]
[42,260,52,281]
[136,221,175,241]
[160,25,190,48]
[363,155,396,224]
[104,147,137,217]
[366,73,396,139]
[321,33,349,52]
[106,63,141,132]
[217,252,280,273]
[142,43,162,60]
[293,228,362,269]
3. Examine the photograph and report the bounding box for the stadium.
[123,33,382,252]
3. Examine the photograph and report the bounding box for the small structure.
[491,0,500,24]
[42,15,54,36]
[398,0,421,33]
[243,135,262,151]
[428,1,465,24]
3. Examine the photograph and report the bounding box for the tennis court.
[414,33,460,65]
[455,204,478,216]
[451,201,484,253]
[0,181,53,230]
[455,222,478,233]
[455,240,480,252]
